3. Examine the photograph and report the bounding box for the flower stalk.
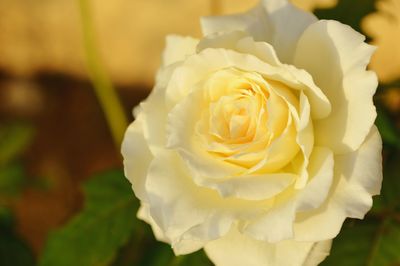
[77,0,128,147]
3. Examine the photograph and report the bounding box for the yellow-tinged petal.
[294,126,382,241]
[162,35,199,67]
[294,20,377,154]
[205,226,331,266]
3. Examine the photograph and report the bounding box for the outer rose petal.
[121,113,152,202]
[141,62,181,154]
[162,35,199,67]
[243,147,334,242]
[197,32,281,67]
[294,20,377,154]
[294,126,382,241]
[200,0,317,62]
[138,204,206,255]
[204,226,332,266]
[137,204,169,243]
[145,151,269,254]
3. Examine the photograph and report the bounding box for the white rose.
[121,0,383,265]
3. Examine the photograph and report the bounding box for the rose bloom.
[121,0,383,265]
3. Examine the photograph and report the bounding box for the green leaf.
[0,162,26,197]
[0,210,35,266]
[0,123,34,165]
[368,218,400,266]
[40,170,139,266]
[321,220,376,266]
[142,243,175,266]
[314,0,376,33]
[175,250,213,266]
[375,108,400,149]
[322,218,400,266]
[136,242,212,266]
[371,151,400,213]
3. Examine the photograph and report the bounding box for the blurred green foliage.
[0,123,34,166]
[0,163,26,197]
[39,170,213,266]
[0,122,35,266]
[0,122,34,199]
[0,209,35,266]
[375,108,400,149]
[39,170,139,266]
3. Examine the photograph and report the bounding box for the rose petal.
[141,86,168,155]
[204,226,331,266]
[162,35,199,67]
[303,240,333,266]
[141,63,179,154]
[121,114,152,201]
[201,3,273,44]
[137,204,169,243]
[243,147,334,242]
[294,126,382,241]
[293,92,314,188]
[167,87,245,179]
[199,173,297,201]
[296,147,334,212]
[165,48,330,120]
[200,0,317,62]
[294,20,378,154]
[145,151,268,252]
[197,32,282,67]
[138,204,206,255]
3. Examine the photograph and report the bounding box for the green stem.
[77,0,128,148]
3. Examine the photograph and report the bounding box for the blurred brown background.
[0,0,399,260]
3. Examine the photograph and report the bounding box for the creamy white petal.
[236,36,282,66]
[197,31,248,53]
[162,35,199,67]
[243,147,334,242]
[199,173,296,201]
[201,4,273,44]
[293,92,314,188]
[121,114,152,202]
[296,147,334,212]
[260,0,317,62]
[138,205,205,256]
[197,33,282,67]
[205,226,331,266]
[294,20,377,154]
[165,48,329,117]
[294,126,382,241]
[137,204,169,243]
[304,240,333,266]
[141,63,180,154]
[141,86,168,155]
[200,0,316,62]
[145,151,268,252]
[283,65,331,120]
